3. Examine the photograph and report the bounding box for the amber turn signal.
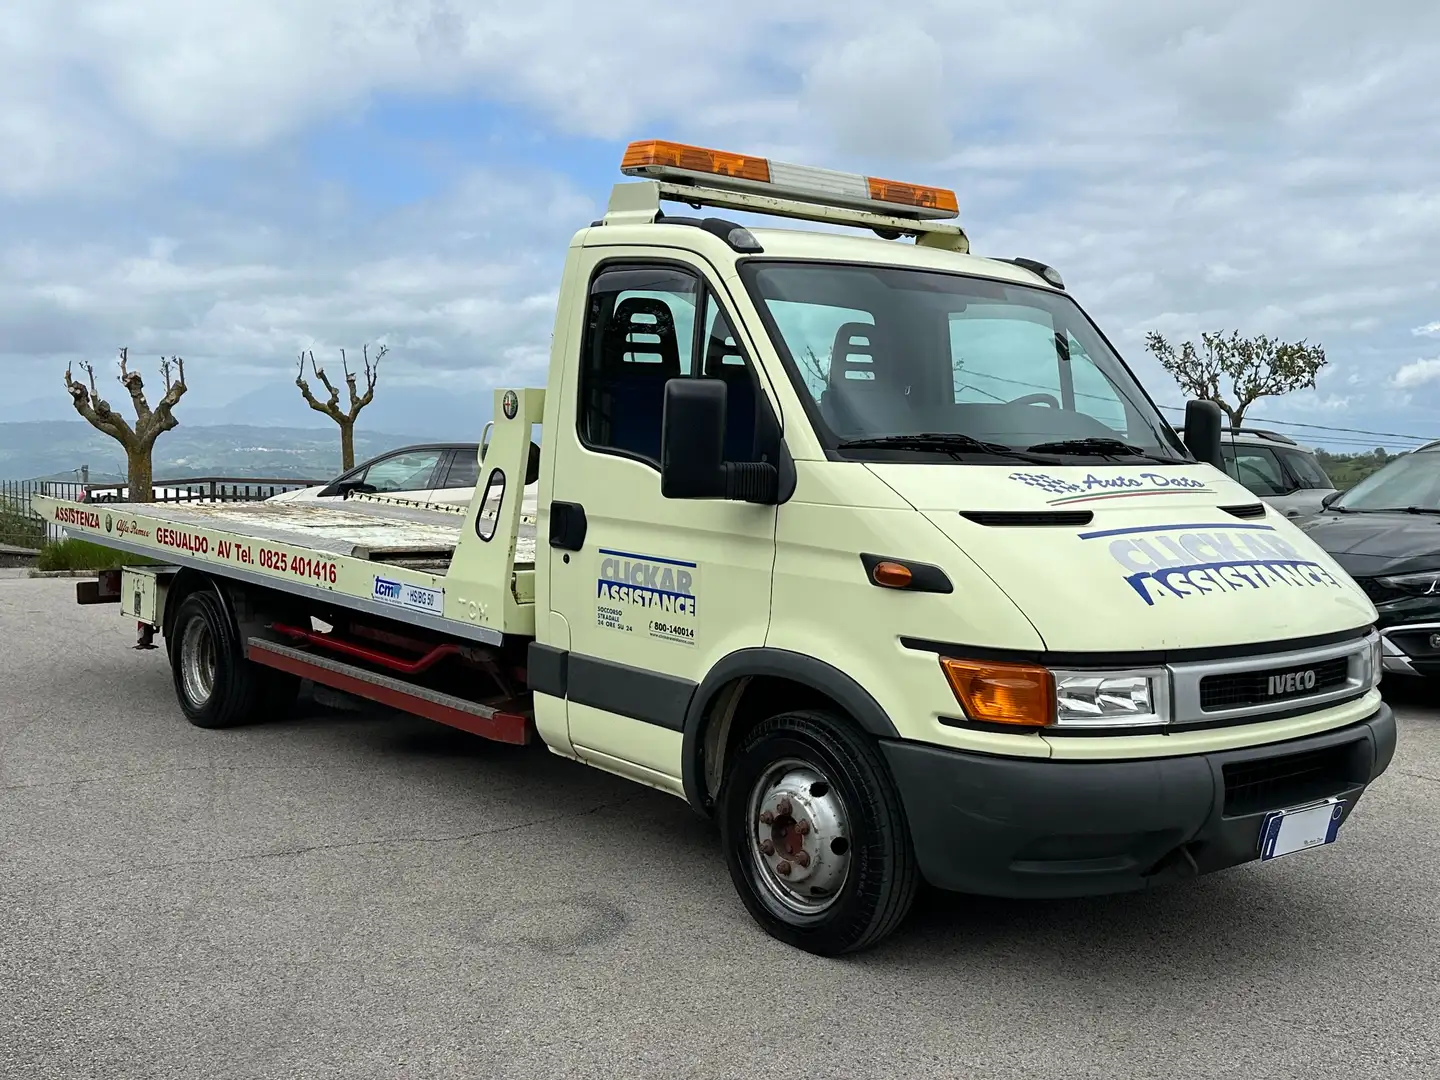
[871,561,914,588]
[939,658,1054,728]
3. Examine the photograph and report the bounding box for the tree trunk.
[127,446,155,503]
[339,421,356,472]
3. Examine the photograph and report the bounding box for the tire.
[169,590,296,728]
[719,709,919,956]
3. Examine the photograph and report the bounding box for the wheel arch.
[681,648,900,817]
[161,568,232,646]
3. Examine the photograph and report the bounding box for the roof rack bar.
[601,181,970,254]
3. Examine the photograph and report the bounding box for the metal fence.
[0,476,322,550]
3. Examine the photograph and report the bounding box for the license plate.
[1259,798,1345,861]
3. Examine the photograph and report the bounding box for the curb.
[28,570,96,578]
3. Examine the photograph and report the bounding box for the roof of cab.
[581,217,1058,292]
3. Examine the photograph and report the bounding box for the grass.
[0,505,46,550]
[35,539,157,572]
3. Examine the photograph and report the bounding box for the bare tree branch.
[116,346,154,426]
[293,342,387,471]
[345,343,386,418]
[65,361,134,444]
[296,350,343,419]
[141,356,188,447]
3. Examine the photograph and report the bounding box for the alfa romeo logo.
[502,390,518,420]
[105,514,113,533]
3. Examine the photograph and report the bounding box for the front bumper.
[1378,620,1440,677]
[881,704,1396,899]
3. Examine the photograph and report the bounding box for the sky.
[3,0,1440,454]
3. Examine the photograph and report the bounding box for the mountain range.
[0,378,495,482]
[0,422,450,483]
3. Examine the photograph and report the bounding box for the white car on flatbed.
[36,139,1394,956]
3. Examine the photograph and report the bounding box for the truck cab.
[532,143,1392,950]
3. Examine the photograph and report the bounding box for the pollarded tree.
[295,344,387,471]
[63,348,187,503]
[1144,330,1326,428]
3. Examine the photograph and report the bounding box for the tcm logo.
[1267,668,1317,696]
[373,578,402,600]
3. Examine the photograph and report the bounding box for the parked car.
[1299,440,1440,678]
[267,444,480,506]
[267,440,539,512]
[1181,427,1338,518]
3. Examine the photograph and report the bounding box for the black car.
[1300,441,1440,678]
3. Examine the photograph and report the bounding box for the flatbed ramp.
[33,494,538,644]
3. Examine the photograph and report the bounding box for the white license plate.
[1259,798,1345,861]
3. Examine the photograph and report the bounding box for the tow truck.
[37,140,1395,955]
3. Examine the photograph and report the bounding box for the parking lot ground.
[2,577,1438,1079]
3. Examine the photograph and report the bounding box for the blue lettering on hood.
[1081,522,1344,607]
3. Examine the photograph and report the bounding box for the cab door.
[546,251,778,794]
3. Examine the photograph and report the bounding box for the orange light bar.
[867,176,959,216]
[939,658,1054,728]
[622,140,772,184]
[620,139,959,220]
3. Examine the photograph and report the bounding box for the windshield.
[1334,451,1440,511]
[742,261,1186,463]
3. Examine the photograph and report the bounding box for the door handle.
[549,501,588,551]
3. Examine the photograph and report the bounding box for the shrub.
[35,539,156,572]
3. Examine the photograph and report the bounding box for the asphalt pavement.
[1,577,1437,1079]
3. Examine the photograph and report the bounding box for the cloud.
[1391,357,1440,390]
[1414,321,1440,336]
[4,0,1440,446]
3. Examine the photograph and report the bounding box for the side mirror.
[660,378,779,504]
[1321,491,1341,509]
[1182,399,1224,469]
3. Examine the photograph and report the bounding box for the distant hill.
[0,422,442,482]
[1,376,495,441]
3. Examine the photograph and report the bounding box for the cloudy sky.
[4,0,1439,452]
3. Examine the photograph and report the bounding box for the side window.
[699,293,762,463]
[441,449,480,490]
[361,450,444,493]
[1277,448,1332,490]
[578,265,699,462]
[1225,446,1288,496]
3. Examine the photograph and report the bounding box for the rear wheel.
[719,709,919,956]
[169,590,298,728]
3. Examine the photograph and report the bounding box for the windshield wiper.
[1402,506,1440,516]
[1024,437,1174,463]
[837,433,1054,464]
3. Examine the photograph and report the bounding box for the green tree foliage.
[1144,331,1326,427]
[1314,447,1397,491]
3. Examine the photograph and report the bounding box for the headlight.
[1373,570,1440,596]
[1051,669,1170,729]
[938,659,1171,730]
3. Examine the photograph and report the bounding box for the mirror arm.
[723,462,780,504]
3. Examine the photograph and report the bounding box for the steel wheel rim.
[745,756,853,917]
[180,617,217,707]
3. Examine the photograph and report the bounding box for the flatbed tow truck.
[37,140,1395,955]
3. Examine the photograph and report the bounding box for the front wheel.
[719,709,919,956]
